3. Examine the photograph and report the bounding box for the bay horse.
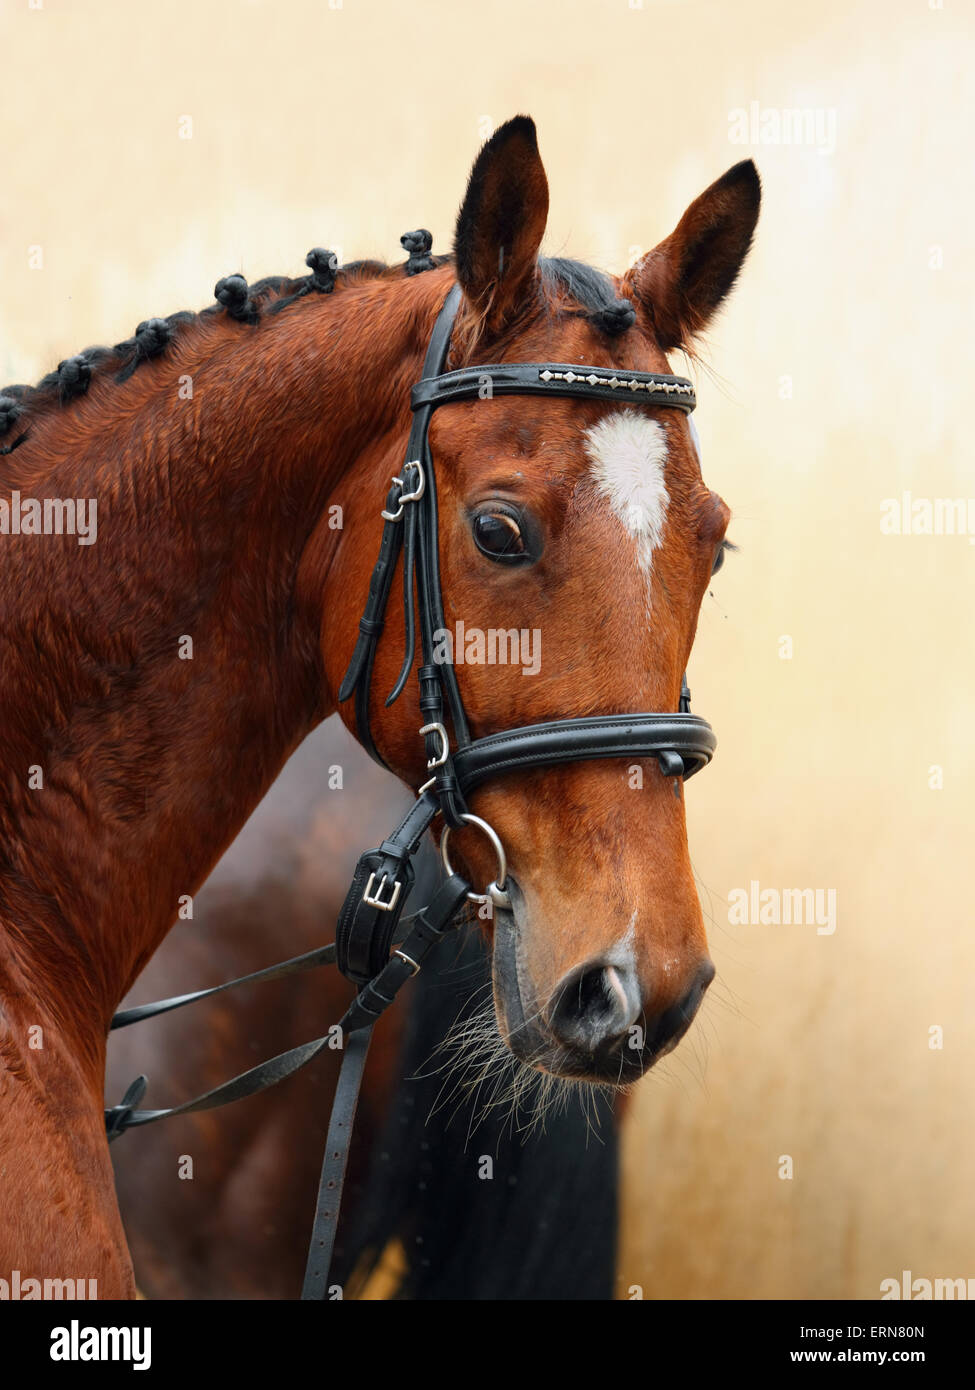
[0,115,759,1298]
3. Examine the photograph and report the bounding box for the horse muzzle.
[490,879,715,1084]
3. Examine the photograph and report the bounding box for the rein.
[105,283,716,1299]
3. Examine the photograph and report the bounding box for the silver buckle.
[419,721,449,769]
[397,460,425,505]
[393,948,421,976]
[362,873,402,912]
[380,460,425,522]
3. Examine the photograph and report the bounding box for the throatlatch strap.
[337,285,463,770]
[336,481,407,769]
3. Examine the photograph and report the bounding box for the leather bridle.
[104,283,716,1300]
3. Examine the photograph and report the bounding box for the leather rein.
[104,283,716,1299]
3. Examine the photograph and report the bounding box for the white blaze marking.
[583,409,669,614]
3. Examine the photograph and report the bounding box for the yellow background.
[4,0,972,1298]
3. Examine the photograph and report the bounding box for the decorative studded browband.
[410,361,697,411]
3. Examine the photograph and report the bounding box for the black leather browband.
[412,363,696,413]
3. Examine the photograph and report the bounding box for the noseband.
[104,283,716,1300]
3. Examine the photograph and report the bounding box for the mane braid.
[0,246,632,455]
[0,248,353,452]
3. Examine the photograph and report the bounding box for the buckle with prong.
[380,460,426,521]
[362,873,402,912]
[393,948,421,976]
[419,721,449,770]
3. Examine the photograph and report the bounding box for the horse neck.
[0,266,450,1065]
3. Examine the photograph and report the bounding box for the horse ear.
[628,161,761,351]
[453,115,549,343]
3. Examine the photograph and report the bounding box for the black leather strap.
[106,1024,347,1138]
[411,362,696,413]
[339,872,471,1033]
[385,475,420,707]
[300,1025,373,1300]
[451,712,716,791]
[334,792,439,983]
[415,420,470,752]
[109,942,338,1030]
[414,484,468,827]
[336,481,406,768]
[106,945,345,1138]
[337,286,464,770]
[301,871,471,1299]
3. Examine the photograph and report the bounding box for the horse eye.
[711,540,731,576]
[473,510,527,562]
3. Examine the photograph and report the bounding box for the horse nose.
[643,958,716,1057]
[547,960,642,1052]
[547,957,715,1058]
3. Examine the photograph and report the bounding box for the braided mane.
[0,233,635,456]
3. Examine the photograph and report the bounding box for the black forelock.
[539,257,637,336]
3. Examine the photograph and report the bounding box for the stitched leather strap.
[339,871,471,1031]
[106,1026,346,1138]
[411,362,696,413]
[301,871,471,1299]
[300,1026,373,1300]
[451,712,717,791]
[109,942,338,1030]
[336,481,406,768]
[385,482,420,706]
[335,792,439,983]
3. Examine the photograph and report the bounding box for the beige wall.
[5,0,972,1298]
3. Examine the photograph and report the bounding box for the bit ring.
[439,814,511,909]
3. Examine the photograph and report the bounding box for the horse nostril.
[644,958,715,1057]
[547,961,641,1053]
